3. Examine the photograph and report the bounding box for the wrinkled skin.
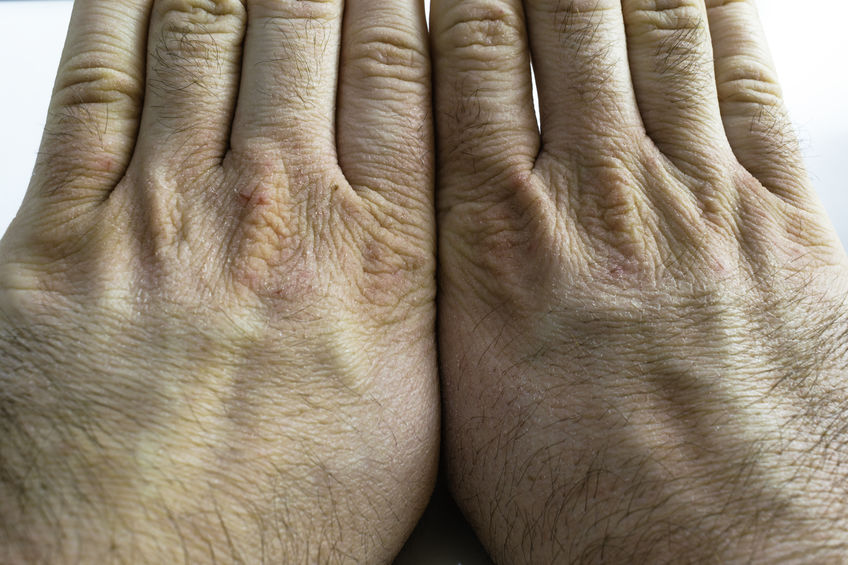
[3,0,848,563]
[432,0,848,563]
[0,1,437,563]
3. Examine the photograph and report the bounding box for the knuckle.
[569,159,705,282]
[627,0,705,38]
[53,52,142,109]
[438,3,524,54]
[355,235,435,315]
[156,0,246,25]
[347,26,428,83]
[154,0,246,52]
[627,2,711,95]
[581,167,651,238]
[715,56,783,106]
[148,1,246,95]
[250,0,339,21]
[704,0,753,9]
[533,0,620,12]
[533,0,621,24]
[444,170,557,293]
[227,183,319,306]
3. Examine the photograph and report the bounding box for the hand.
[0,0,436,562]
[433,0,848,562]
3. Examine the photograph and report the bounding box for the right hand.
[432,0,848,562]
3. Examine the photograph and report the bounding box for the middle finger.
[231,0,342,175]
[525,0,644,160]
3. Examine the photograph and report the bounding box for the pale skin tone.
[0,0,437,563]
[433,0,848,562]
[1,1,847,565]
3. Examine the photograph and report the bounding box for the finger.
[230,0,343,172]
[337,0,433,220]
[524,0,644,158]
[430,0,539,187]
[706,0,809,203]
[32,0,151,202]
[622,0,731,170]
[135,0,247,168]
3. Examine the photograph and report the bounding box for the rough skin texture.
[0,0,438,563]
[432,0,848,562]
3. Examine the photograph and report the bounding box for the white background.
[1,1,847,241]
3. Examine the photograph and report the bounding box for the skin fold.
[0,0,437,563]
[432,0,848,563]
[2,0,848,564]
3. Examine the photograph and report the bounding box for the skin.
[2,0,848,564]
[0,0,437,563]
[432,0,848,563]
